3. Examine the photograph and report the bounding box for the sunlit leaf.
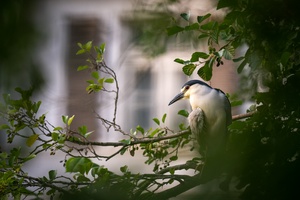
[77,65,89,71]
[153,118,160,125]
[91,71,99,79]
[76,49,86,55]
[67,115,75,126]
[26,134,39,147]
[104,78,114,83]
[162,113,167,123]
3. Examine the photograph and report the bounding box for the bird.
[168,80,232,158]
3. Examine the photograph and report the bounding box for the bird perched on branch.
[168,80,232,158]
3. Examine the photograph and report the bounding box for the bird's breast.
[190,89,226,128]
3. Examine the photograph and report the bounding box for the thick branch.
[150,173,205,200]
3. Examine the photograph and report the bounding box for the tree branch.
[232,111,257,121]
[67,111,256,147]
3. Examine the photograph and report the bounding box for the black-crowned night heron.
[168,80,232,158]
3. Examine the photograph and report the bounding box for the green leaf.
[78,125,87,135]
[233,56,245,62]
[100,43,106,53]
[84,131,94,138]
[166,25,184,36]
[197,61,213,81]
[237,59,248,73]
[182,64,196,76]
[201,21,217,30]
[180,13,190,21]
[162,113,167,123]
[104,78,114,83]
[26,134,39,147]
[76,174,91,182]
[23,154,36,162]
[48,170,57,180]
[32,101,41,113]
[217,0,234,9]
[169,168,175,175]
[223,46,235,60]
[77,65,89,71]
[153,118,160,125]
[198,33,209,39]
[120,139,131,145]
[91,71,99,79]
[185,23,199,31]
[85,41,92,52]
[179,123,187,130]
[77,42,83,48]
[53,126,63,131]
[136,125,144,134]
[76,49,86,55]
[120,165,128,173]
[174,58,185,64]
[178,110,189,117]
[170,155,178,161]
[65,157,93,174]
[0,124,10,130]
[67,115,75,126]
[197,13,211,24]
[149,128,159,137]
[62,115,68,124]
[229,120,245,129]
[190,52,209,62]
[231,100,243,107]
[280,52,291,66]
[51,132,59,141]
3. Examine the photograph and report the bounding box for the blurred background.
[1,0,246,199]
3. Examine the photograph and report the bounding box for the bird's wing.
[215,89,232,126]
[188,108,206,150]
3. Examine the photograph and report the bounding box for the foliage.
[0,42,197,200]
[0,0,44,90]
[1,0,300,199]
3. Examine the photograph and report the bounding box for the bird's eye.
[185,85,190,90]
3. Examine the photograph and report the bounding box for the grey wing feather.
[188,108,206,147]
[224,96,232,126]
[215,89,232,126]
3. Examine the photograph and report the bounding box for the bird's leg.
[198,146,208,177]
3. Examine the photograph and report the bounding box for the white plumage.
[169,80,232,157]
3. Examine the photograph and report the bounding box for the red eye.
[185,85,190,90]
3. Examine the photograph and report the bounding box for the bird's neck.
[189,87,212,110]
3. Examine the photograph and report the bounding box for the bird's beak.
[168,92,184,106]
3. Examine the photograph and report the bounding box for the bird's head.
[168,80,211,106]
